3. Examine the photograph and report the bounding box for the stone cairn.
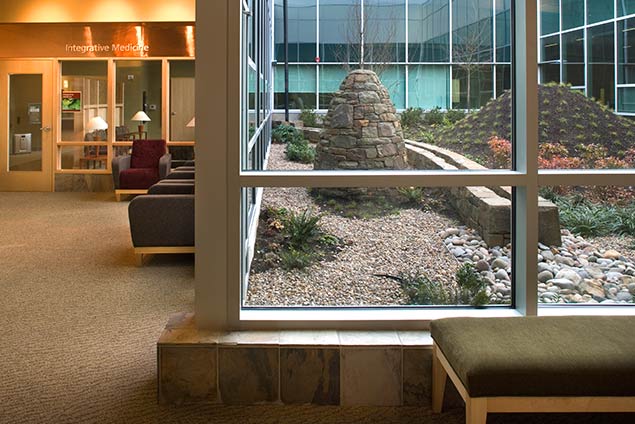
[315,69,407,172]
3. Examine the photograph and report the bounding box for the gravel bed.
[248,144,635,306]
[245,144,462,306]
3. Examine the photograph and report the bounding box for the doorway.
[0,60,54,191]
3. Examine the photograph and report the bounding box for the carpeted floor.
[0,192,633,424]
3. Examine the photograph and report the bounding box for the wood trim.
[115,188,147,201]
[134,246,195,254]
[487,397,635,413]
[434,343,470,402]
[134,246,195,266]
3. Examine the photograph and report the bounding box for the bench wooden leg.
[135,253,144,267]
[432,345,447,413]
[466,397,488,424]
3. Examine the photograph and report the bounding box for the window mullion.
[512,0,538,316]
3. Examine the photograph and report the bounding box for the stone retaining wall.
[406,140,561,247]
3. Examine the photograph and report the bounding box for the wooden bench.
[431,316,635,424]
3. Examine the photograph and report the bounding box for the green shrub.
[279,249,314,270]
[282,208,322,251]
[445,109,466,124]
[299,108,319,127]
[400,107,423,128]
[424,107,446,126]
[455,263,489,307]
[285,138,316,163]
[400,273,450,305]
[397,187,423,205]
[397,264,489,306]
[272,124,302,144]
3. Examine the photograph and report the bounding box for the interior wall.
[0,0,194,23]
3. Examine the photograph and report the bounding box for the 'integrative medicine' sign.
[0,22,195,58]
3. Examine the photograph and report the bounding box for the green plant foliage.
[445,109,466,124]
[299,108,319,127]
[397,186,424,205]
[548,194,635,237]
[272,124,303,144]
[400,107,424,128]
[279,248,314,270]
[285,137,316,163]
[282,208,322,251]
[397,263,489,307]
[424,107,447,126]
[400,273,450,305]
[455,263,489,307]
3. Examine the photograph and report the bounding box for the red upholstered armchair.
[112,139,171,201]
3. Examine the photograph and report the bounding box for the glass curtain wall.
[274,0,512,111]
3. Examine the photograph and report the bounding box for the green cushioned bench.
[430,316,635,424]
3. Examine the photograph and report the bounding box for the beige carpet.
[0,192,633,424]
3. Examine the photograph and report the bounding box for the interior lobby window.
[561,0,584,31]
[364,0,406,63]
[115,60,163,141]
[60,60,108,170]
[169,60,195,164]
[562,30,585,87]
[319,0,360,63]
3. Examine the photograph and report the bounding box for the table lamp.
[131,110,151,135]
[85,116,108,141]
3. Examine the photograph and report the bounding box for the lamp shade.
[186,117,195,127]
[85,116,108,131]
[130,110,151,122]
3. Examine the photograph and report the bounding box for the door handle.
[40,126,51,132]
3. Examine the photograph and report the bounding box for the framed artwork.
[62,91,81,111]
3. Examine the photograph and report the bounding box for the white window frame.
[195,0,635,331]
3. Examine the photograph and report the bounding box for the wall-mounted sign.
[0,22,195,58]
[62,91,82,112]
[28,103,41,125]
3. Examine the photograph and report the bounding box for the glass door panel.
[9,74,43,172]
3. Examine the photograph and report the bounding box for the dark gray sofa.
[128,180,194,264]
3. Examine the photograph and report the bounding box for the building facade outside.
[273,0,635,116]
[540,0,635,115]
[273,0,512,112]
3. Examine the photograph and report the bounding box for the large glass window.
[408,0,450,62]
[587,0,614,25]
[618,18,635,85]
[408,65,450,109]
[60,61,108,171]
[451,65,493,109]
[274,0,317,62]
[452,0,493,63]
[274,65,316,109]
[378,65,406,109]
[618,0,635,17]
[541,35,560,62]
[540,0,559,35]
[115,60,163,140]
[319,0,359,63]
[495,0,512,62]
[561,0,584,31]
[562,30,585,86]
[61,61,108,142]
[364,0,406,63]
[587,23,615,108]
[319,65,348,109]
